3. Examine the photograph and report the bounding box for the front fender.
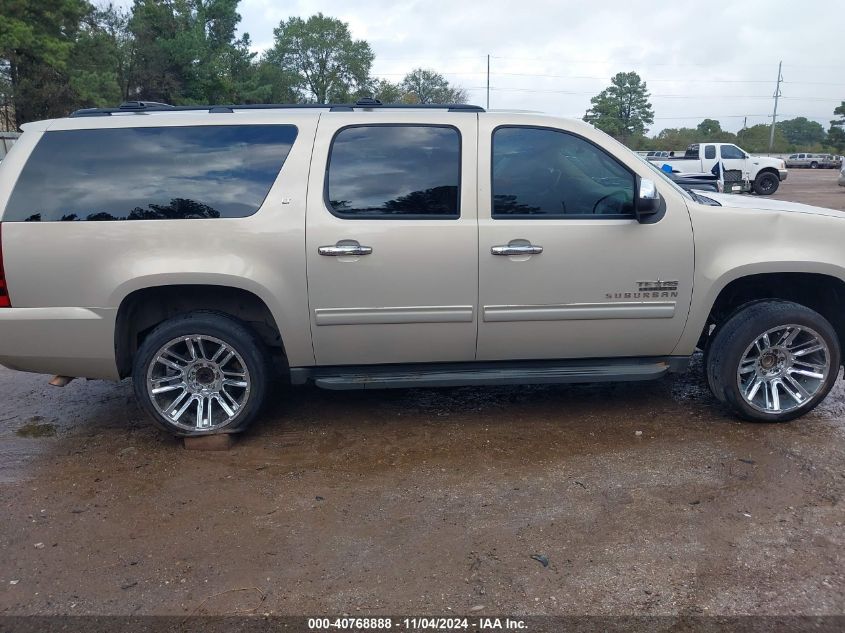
[673,204,845,355]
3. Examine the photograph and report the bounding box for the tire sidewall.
[708,302,841,422]
[753,172,778,195]
[132,312,269,436]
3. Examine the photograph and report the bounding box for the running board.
[290,357,688,391]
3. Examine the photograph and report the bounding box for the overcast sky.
[124,0,844,134]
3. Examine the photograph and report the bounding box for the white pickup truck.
[654,143,787,195]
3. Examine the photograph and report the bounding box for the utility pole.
[768,60,783,152]
[486,54,490,110]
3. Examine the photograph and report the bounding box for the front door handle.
[491,243,543,256]
[318,240,373,257]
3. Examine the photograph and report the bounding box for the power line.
[489,55,777,68]
[488,72,786,84]
[490,55,844,72]
[373,69,845,89]
[472,86,842,101]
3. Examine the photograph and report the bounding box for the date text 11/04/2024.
[307,617,528,630]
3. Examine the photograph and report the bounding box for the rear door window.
[326,125,461,219]
[4,125,298,222]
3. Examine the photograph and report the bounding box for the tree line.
[0,0,467,130]
[2,2,843,153]
[585,72,845,154]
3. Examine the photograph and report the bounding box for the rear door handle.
[491,243,543,256]
[318,241,373,257]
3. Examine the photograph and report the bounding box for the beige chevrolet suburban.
[0,99,842,436]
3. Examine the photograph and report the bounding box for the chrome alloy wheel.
[146,335,251,432]
[736,324,830,414]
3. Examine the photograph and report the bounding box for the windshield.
[633,154,693,201]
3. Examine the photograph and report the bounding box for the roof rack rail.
[69,99,485,117]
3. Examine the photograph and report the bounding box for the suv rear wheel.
[133,311,270,436]
[706,301,840,422]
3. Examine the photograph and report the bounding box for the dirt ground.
[770,167,845,210]
[1,169,844,618]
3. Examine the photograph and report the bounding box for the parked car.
[645,150,671,160]
[661,143,786,194]
[821,155,840,169]
[786,153,833,169]
[839,162,845,187]
[0,100,843,438]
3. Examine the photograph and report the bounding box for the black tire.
[752,171,779,195]
[706,301,840,422]
[810,161,818,169]
[132,311,271,437]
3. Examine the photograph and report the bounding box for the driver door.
[476,117,694,361]
[719,144,749,179]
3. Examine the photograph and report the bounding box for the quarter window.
[5,125,298,222]
[327,125,460,218]
[492,127,635,218]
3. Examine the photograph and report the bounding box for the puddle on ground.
[15,419,57,438]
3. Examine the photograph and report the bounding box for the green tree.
[128,0,254,105]
[696,118,722,137]
[0,61,12,130]
[268,13,373,103]
[237,56,300,104]
[400,68,467,104]
[584,71,654,143]
[652,127,699,151]
[0,0,90,126]
[828,102,845,153]
[357,77,404,103]
[737,123,788,153]
[778,116,826,148]
[68,4,131,107]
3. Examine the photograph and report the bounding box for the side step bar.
[290,357,689,391]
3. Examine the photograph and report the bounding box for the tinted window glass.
[720,144,745,159]
[327,125,460,218]
[492,127,635,218]
[4,125,297,222]
[704,145,716,159]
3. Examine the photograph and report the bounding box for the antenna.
[486,54,491,110]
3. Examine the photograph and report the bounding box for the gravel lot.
[1,168,844,618]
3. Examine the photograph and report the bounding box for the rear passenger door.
[306,113,478,366]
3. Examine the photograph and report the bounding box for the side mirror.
[635,178,661,222]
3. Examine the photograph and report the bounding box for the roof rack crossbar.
[69,99,485,118]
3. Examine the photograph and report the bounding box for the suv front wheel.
[706,301,840,422]
[132,311,270,436]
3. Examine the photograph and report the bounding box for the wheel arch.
[114,282,287,379]
[755,166,780,179]
[696,271,845,361]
